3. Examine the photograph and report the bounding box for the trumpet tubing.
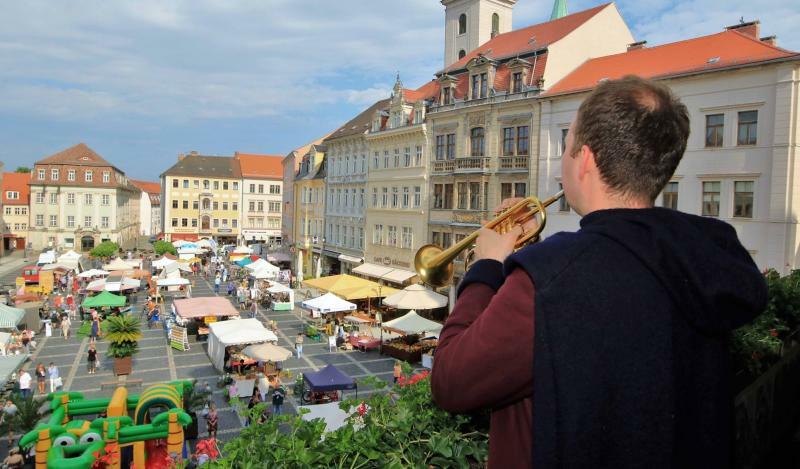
[414,191,564,288]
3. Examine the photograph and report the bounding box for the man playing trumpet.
[431,76,767,468]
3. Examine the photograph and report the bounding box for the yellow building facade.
[292,144,327,280]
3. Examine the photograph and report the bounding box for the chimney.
[190,150,199,156]
[177,153,185,161]
[725,20,760,39]
[760,35,777,46]
[627,40,647,51]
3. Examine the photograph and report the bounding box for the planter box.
[381,343,422,363]
[113,356,133,376]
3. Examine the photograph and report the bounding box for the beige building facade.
[293,144,327,280]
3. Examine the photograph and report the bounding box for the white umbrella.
[382,284,448,310]
[153,257,177,269]
[78,269,110,278]
[242,343,293,362]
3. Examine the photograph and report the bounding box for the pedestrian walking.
[294,333,303,358]
[214,274,221,294]
[18,369,32,399]
[271,384,285,416]
[89,316,100,345]
[205,403,218,439]
[35,363,46,394]
[61,314,71,340]
[47,363,60,393]
[249,301,258,319]
[2,399,18,446]
[87,344,98,374]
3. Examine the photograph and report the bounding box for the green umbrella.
[82,291,127,309]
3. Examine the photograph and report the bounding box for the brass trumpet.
[414,191,564,287]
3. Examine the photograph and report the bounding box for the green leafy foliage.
[153,240,177,256]
[183,380,212,412]
[211,372,488,468]
[732,269,800,379]
[0,395,45,437]
[14,166,31,173]
[90,241,120,259]
[105,314,142,359]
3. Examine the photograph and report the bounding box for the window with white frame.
[101,216,110,228]
[102,171,110,183]
[401,227,413,249]
[415,146,423,166]
[85,194,93,205]
[67,216,75,228]
[392,187,399,208]
[702,181,721,217]
[373,224,383,245]
[38,169,45,180]
[5,191,18,200]
[662,182,678,210]
[49,193,58,205]
[381,187,388,207]
[384,151,390,168]
[733,181,754,218]
[737,111,758,146]
[102,194,110,205]
[84,216,92,228]
[269,201,281,212]
[85,170,93,182]
[402,187,410,208]
[66,193,74,204]
[67,170,75,181]
[35,214,44,226]
[35,192,44,204]
[414,186,421,208]
[387,226,397,246]
[372,188,377,207]
[404,147,411,167]
[4,207,10,216]
[48,215,57,227]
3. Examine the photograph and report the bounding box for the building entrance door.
[81,235,95,251]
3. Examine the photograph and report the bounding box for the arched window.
[458,49,466,59]
[470,127,485,157]
[458,14,467,35]
[492,13,500,37]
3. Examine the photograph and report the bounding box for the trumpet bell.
[414,244,454,288]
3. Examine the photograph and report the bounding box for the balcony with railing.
[431,160,456,174]
[454,157,491,174]
[498,156,530,172]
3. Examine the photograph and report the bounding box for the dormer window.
[414,109,423,124]
[512,72,523,93]
[441,86,453,105]
[471,73,488,100]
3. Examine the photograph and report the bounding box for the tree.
[90,241,119,258]
[14,166,31,173]
[0,395,45,439]
[153,240,177,256]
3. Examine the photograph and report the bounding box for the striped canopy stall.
[0,304,26,329]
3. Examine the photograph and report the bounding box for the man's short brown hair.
[571,75,690,202]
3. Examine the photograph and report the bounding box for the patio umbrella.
[242,343,293,362]
[382,284,448,310]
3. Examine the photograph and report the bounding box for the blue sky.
[0,0,797,181]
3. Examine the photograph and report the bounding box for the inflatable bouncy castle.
[19,381,194,469]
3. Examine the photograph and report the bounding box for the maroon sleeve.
[431,268,534,413]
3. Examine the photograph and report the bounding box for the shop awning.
[381,269,417,284]
[352,263,393,279]
[157,278,190,287]
[82,291,127,309]
[338,254,364,264]
[301,293,356,314]
[0,354,27,389]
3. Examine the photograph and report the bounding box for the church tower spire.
[550,0,568,20]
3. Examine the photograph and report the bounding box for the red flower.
[356,402,368,416]
[770,329,778,337]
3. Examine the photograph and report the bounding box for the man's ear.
[578,144,596,180]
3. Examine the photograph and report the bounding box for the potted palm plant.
[183,380,212,440]
[105,314,142,375]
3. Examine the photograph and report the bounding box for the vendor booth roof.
[208,318,277,344]
[242,343,292,362]
[102,258,136,271]
[58,250,82,261]
[0,304,25,328]
[304,364,357,392]
[235,257,254,267]
[344,312,375,324]
[246,259,279,272]
[352,263,416,284]
[0,354,27,388]
[382,310,443,336]
[109,269,150,279]
[266,252,292,263]
[157,277,190,287]
[173,297,240,319]
[233,246,253,254]
[152,257,176,269]
[301,293,356,314]
[302,274,399,300]
[78,269,109,278]
[382,284,448,310]
[252,267,279,280]
[266,283,291,293]
[82,291,127,308]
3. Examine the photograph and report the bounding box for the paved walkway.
[1,257,422,458]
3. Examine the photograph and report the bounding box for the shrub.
[90,241,119,259]
[153,240,177,256]
[105,314,142,359]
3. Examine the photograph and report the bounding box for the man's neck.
[577,192,652,216]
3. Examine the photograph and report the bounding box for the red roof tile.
[129,179,161,195]
[442,3,610,74]
[2,172,31,204]
[236,153,285,179]
[403,80,440,102]
[546,30,799,96]
[36,143,115,169]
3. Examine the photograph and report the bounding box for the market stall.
[157,277,191,297]
[81,291,127,318]
[77,269,110,279]
[173,296,241,339]
[381,310,442,363]
[102,258,136,271]
[301,293,356,318]
[302,275,400,301]
[207,318,278,372]
[301,364,357,404]
[266,283,294,311]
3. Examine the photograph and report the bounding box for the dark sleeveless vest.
[505,208,766,469]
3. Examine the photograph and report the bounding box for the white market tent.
[382,310,443,337]
[157,277,191,287]
[252,267,279,280]
[301,293,356,314]
[152,257,177,269]
[233,246,252,254]
[103,258,136,271]
[299,402,351,433]
[266,283,292,294]
[172,240,190,247]
[207,318,278,371]
[382,284,448,310]
[78,269,110,278]
[58,250,82,261]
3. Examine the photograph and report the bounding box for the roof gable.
[36,143,115,169]
[130,179,161,195]
[161,155,240,179]
[546,30,799,96]
[1,172,31,204]
[324,99,391,142]
[441,3,610,74]
[236,153,284,179]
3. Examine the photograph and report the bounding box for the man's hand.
[472,225,522,263]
